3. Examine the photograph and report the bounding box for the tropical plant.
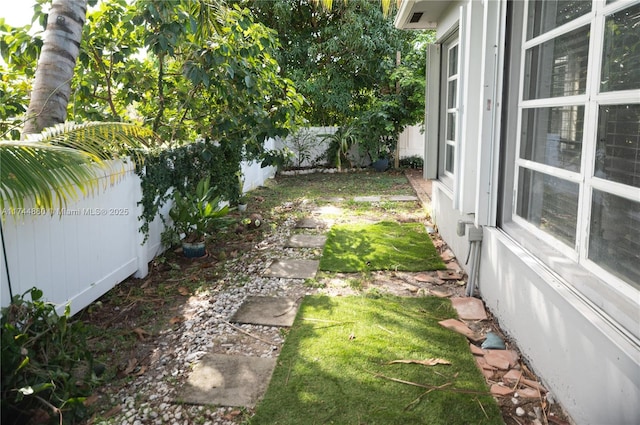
[0,122,153,214]
[167,176,231,245]
[1,287,98,425]
[284,128,318,169]
[321,124,358,170]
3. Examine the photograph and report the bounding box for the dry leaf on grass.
[223,410,243,420]
[135,365,147,376]
[122,358,138,375]
[132,327,151,340]
[170,316,184,324]
[388,358,451,366]
[178,286,191,295]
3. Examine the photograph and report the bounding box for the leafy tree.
[1,1,303,149]
[239,0,426,127]
[238,0,432,165]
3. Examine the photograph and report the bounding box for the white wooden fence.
[0,154,276,316]
[277,125,425,168]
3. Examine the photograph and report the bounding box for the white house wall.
[414,0,640,423]
[480,228,640,425]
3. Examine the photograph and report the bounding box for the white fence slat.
[0,153,278,316]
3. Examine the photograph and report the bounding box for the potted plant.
[167,176,231,258]
[237,194,248,212]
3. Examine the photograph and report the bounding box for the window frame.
[500,0,640,334]
[438,32,460,189]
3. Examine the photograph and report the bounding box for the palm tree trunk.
[23,0,88,136]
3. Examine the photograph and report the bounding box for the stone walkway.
[178,193,425,409]
[174,173,564,425]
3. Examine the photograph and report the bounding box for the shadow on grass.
[249,295,502,425]
[319,221,446,273]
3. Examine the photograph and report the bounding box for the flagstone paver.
[285,234,327,248]
[178,354,276,408]
[230,296,301,327]
[451,297,488,320]
[295,217,326,229]
[263,259,319,279]
[353,195,381,202]
[388,195,419,202]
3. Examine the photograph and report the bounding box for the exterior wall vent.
[409,12,423,23]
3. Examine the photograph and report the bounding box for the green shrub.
[399,155,424,169]
[1,288,97,425]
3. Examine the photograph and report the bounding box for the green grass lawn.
[249,295,501,425]
[319,221,446,272]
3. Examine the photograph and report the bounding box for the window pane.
[600,3,640,92]
[447,80,457,109]
[520,106,584,171]
[595,104,640,187]
[446,112,456,141]
[445,144,455,173]
[524,25,589,100]
[448,45,458,77]
[589,190,640,289]
[517,168,579,246]
[527,0,592,40]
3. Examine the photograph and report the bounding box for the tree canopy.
[240,0,428,127]
[1,0,304,154]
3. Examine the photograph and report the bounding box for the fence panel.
[0,155,277,316]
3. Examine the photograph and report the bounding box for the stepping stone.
[313,205,343,216]
[295,217,325,229]
[264,259,319,279]
[177,353,276,408]
[353,195,381,202]
[388,195,419,202]
[450,297,488,320]
[230,296,301,327]
[285,234,327,248]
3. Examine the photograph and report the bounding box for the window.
[439,35,459,186]
[507,1,640,291]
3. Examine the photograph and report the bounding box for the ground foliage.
[1,288,99,425]
[17,170,571,425]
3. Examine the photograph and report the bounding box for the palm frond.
[0,142,97,213]
[1,122,157,215]
[24,121,154,163]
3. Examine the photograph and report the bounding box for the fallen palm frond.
[388,358,452,366]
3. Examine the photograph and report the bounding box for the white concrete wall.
[480,229,640,425]
[432,182,640,424]
[398,125,425,159]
